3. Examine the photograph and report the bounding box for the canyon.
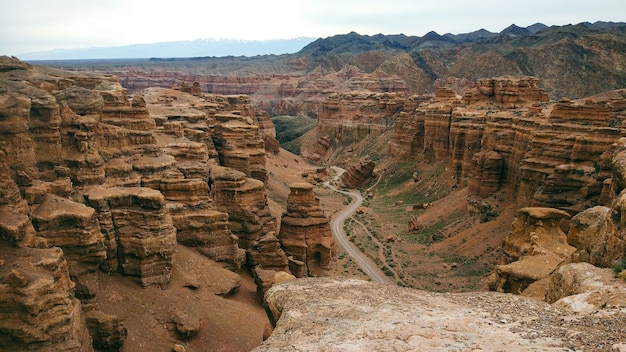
[1,21,626,352]
[0,56,330,351]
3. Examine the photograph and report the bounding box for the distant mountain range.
[19,37,317,60]
[21,21,625,61]
[299,21,625,55]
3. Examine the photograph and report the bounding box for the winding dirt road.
[328,168,395,284]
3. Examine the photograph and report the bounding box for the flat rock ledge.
[254,277,626,352]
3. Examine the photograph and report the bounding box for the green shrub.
[613,258,626,278]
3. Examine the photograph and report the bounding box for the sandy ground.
[96,245,268,352]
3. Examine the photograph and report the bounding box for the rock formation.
[560,137,626,268]
[544,262,626,313]
[0,245,93,351]
[210,165,288,271]
[50,23,626,118]
[212,112,268,182]
[491,207,575,294]
[386,78,625,215]
[340,160,376,189]
[255,277,625,351]
[278,183,336,277]
[0,56,289,349]
[84,187,177,287]
[302,90,413,162]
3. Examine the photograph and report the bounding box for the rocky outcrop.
[0,57,292,349]
[210,165,288,271]
[560,137,626,268]
[255,277,625,351]
[301,90,411,161]
[30,195,106,274]
[466,150,503,197]
[253,267,295,297]
[83,308,127,351]
[278,183,336,277]
[213,112,268,182]
[491,207,575,294]
[255,110,280,154]
[340,160,376,189]
[84,187,177,287]
[170,207,245,270]
[463,76,550,107]
[387,77,625,214]
[0,245,93,351]
[567,206,622,268]
[545,262,626,313]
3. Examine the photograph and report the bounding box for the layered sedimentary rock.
[83,61,409,117]
[544,262,626,313]
[83,308,127,350]
[560,137,626,268]
[278,183,336,277]
[138,88,248,269]
[84,187,177,287]
[463,76,550,107]
[0,56,296,350]
[466,150,503,197]
[0,245,93,351]
[386,77,625,213]
[341,160,376,189]
[30,195,106,274]
[255,110,280,154]
[301,90,411,161]
[491,207,575,294]
[210,165,288,271]
[213,112,268,182]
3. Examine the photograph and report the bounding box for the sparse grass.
[613,257,626,278]
[401,209,465,245]
[272,115,317,144]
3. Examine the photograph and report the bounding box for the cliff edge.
[256,277,625,351]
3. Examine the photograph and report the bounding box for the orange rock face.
[302,91,411,161]
[84,187,177,287]
[491,207,575,294]
[278,183,336,277]
[388,77,625,212]
[0,245,94,351]
[341,161,377,189]
[0,57,291,349]
[210,165,288,271]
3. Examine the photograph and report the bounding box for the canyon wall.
[0,56,296,350]
[308,76,625,214]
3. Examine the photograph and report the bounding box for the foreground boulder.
[491,207,575,294]
[545,262,626,313]
[256,277,625,352]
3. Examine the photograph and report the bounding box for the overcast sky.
[1,0,624,56]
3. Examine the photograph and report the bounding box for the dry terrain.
[265,147,513,292]
[94,245,268,352]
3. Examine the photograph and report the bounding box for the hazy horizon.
[2,0,624,58]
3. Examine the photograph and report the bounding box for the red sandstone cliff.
[0,56,291,350]
[278,183,336,277]
[307,76,625,216]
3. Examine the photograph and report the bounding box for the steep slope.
[0,56,304,351]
